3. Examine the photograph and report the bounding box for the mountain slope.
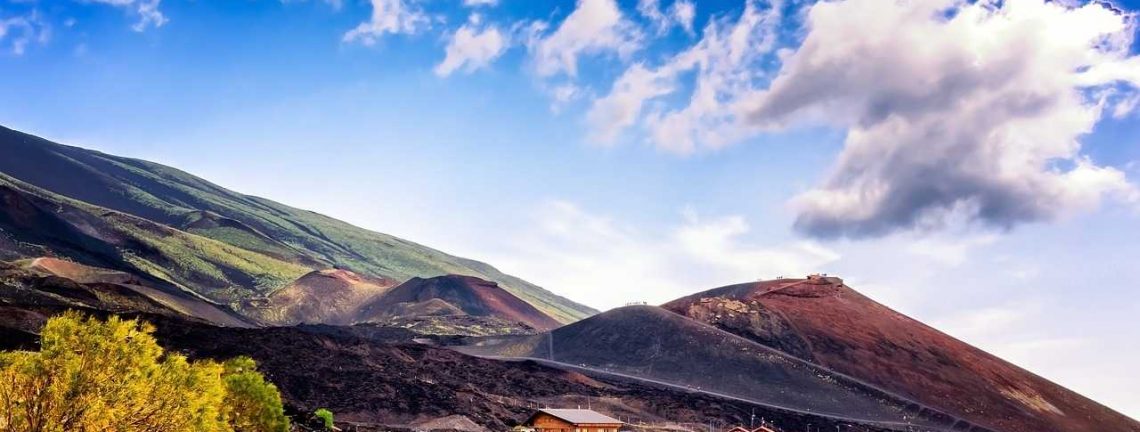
[0,125,595,323]
[0,259,252,327]
[461,305,968,430]
[662,276,1140,432]
[248,268,397,325]
[0,172,312,303]
[0,301,912,432]
[358,275,562,331]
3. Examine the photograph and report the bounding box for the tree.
[0,312,288,432]
[314,408,335,430]
[223,357,289,432]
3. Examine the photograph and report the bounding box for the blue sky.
[3,0,1140,419]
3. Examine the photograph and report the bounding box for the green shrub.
[314,408,335,430]
[223,356,290,432]
[0,312,290,432]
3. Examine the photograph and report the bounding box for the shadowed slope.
[0,303,913,432]
[0,259,252,327]
[663,277,1140,432]
[464,305,963,429]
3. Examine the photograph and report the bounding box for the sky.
[2,0,1140,419]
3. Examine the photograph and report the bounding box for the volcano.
[662,276,1140,432]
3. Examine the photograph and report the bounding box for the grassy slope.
[0,172,312,303]
[0,126,595,322]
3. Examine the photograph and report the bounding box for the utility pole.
[750,409,755,429]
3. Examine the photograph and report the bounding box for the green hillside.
[0,125,595,323]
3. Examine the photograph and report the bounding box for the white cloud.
[583,0,1140,238]
[671,0,695,34]
[735,0,1140,238]
[0,11,49,55]
[343,0,428,46]
[548,83,582,113]
[1112,93,1140,119]
[905,232,998,267]
[637,0,695,35]
[933,305,1034,342]
[463,0,498,7]
[281,0,345,10]
[527,0,642,78]
[586,63,673,143]
[82,0,167,32]
[435,15,506,77]
[488,200,839,310]
[586,0,782,153]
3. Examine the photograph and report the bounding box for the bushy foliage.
[223,357,290,432]
[0,312,289,432]
[314,408,334,430]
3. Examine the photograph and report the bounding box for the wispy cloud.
[586,0,783,152]
[0,10,49,55]
[525,0,642,78]
[343,0,428,46]
[82,0,167,32]
[487,200,839,310]
[636,0,695,35]
[435,14,506,77]
[462,0,498,7]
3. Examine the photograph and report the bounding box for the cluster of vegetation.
[313,408,334,430]
[113,212,311,295]
[0,312,290,432]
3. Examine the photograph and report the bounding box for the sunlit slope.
[0,172,311,303]
[0,125,595,322]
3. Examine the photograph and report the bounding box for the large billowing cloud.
[741,0,1140,238]
[587,0,1140,238]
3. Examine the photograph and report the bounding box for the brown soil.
[250,269,397,325]
[358,275,561,331]
[663,277,1140,432]
[461,305,959,430]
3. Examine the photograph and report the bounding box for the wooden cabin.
[524,409,623,432]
